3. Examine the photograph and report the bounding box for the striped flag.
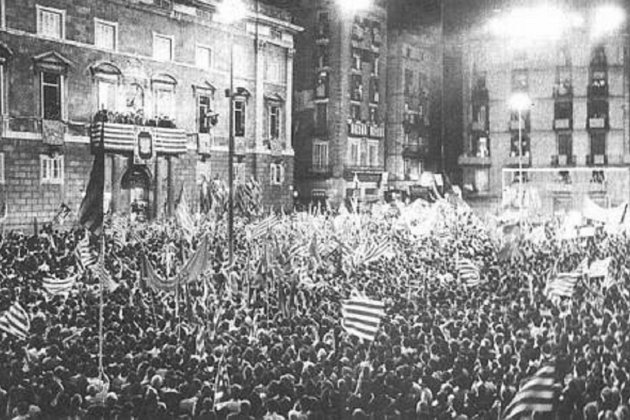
[359,240,394,266]
[576,257,589,276]
[196,325,206,356]
[248,215,280,240]
[502,364,557,419]
[42,274,78,295]
[546,273,580,299]
[0,302,30,340]
[109,217,127,248]
[75,232,96,272]
[589,257,611,278]
[456,258,481,287]
[341,293,385,341]
[94,240,118,293]
[52,203,72,225]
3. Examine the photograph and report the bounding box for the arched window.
[33,51,72,120]
[151,73,177,119]
[90,62,122,112]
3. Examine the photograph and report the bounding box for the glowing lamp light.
[339,0,371,14]
[215,0,249,24]
[509,93,531,112]
[591,5,626,38]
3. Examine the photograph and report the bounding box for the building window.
[372,55,380,76]
[126,83,145,113]
[588,100,609,120]
[404,69,414,96]
[590,132,606,156]
[234,99,246,137]
[315,72,328,99]
[369,107,379,125]
[350,74,363,101]
[317,10,330,38]
[349,138,361,166]
[350,104,361,121]
[95,19,117,51]
[198,94,212,133]
[41,72,62,120]
[97,79,117,111]
[558,133,572,157]
[153,85,174,118]
[40,155,64,184]
[269,105,280,139]
[351,48,362,70]
[315,103,327,132]
[270,163,285,185]
[313,142,328,168]
[510,132,530,157]
[37,6,64,39]
[317,45,329,68]
[0,63,5,115]
[471,135,489,157]
[554,101,572,120]
[0,153,4,184]
[368,141,378,166]
[153,33,174,61]
[196,45,212,69]
[369,78,379,103]
[474,168,489,193]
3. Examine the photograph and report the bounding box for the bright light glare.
[488,6,581,43]
[509,93,531,112]
[591,5,626,38]
[215,0,249,24]
[339,0,371,14]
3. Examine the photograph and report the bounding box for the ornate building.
[0,0,300,229]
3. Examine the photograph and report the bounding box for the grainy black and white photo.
[0,0,629,418]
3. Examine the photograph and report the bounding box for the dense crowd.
[1,200,630,420]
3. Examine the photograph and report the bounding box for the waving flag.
[52,203,72,225]
[456,258,481,287]
[0,302,30,340]
[95,240,118,292]
[42,274,78,295]
[196,325,206,356]
[75,232,96,272]
[248,215,280,240]
[213,355,230,407]
[502,364,557,419]
[0,202,7,224]
[341,293,385,341]
[176,186,195,241]
[546,273,579,299]
[589,258,611,278]
[78,148,105,235]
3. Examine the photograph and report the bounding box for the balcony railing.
[348,121,368,137]
[309,164,332,175]
[509,118,530,131]
[90,122,187,154]
[587,117,608,130]
[402,141,429,159]
[458,154,492,166]
[553,118,572,130]
[505,153,531,166]
[368,124,385,138]
[586,154,608,166]
[588,85,609,98]
[551,155,576,166]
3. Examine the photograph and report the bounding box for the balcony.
[505,153,531,167]
[402,141,429,159]
[509,119,530,131]
[587,117,608,130]
[348,121,368,137]
[234,137,247,156]
[458,154,492,166]
[90,122,187,154]
[197,132,214,155]
[471,121,487,132]
[308,164,332,176]
[553,84,573,98]
[586,154,608,166]
[368,124,385,138]
[588,85,609,98]
[551,155,576,166]
[553,118,572,130]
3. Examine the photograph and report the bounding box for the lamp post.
[509,92,530,223]
[216,0,248,265]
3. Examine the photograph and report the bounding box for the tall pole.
[518,108,523,224]
[228,35,235,265]
[439,0,446,175]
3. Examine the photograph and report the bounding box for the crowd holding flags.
[456,257,481,287]
[42,274,79,296]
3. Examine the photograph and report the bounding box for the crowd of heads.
[1,202,630,419]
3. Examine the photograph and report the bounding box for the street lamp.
[509,92,531,221]
[215,0,248,265]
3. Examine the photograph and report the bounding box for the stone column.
[255,39,267,155]
[167,156,174,217]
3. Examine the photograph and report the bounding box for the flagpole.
[98,235,105,382]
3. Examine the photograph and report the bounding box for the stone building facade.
[459,0,630,214]
[0,0,300,230]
